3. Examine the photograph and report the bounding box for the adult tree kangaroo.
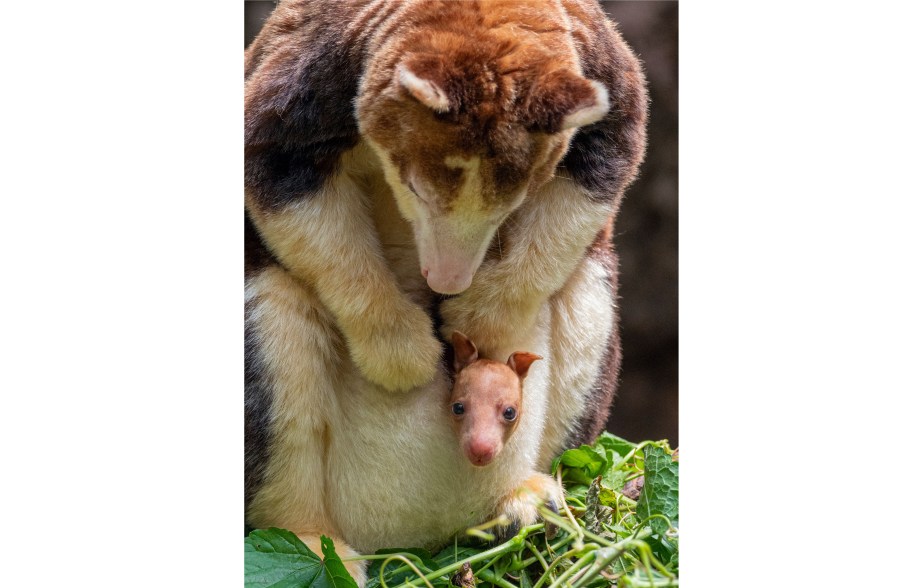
[245,1,647,583]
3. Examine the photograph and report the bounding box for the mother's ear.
[560,80,610,129]
[524,70,610,133]
[396,57,451,113]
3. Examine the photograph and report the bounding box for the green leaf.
[559,445,607,472]
[557,445,608,486]
[550,454,563,476]
[635,446,679,536]
[594,431,636,459]
[322,536,358,588]
[644,535,677,567]
[596,486,618,509]
[561,467,595,486]
[599,468,630,493]
[564,484,588,504]
[519,568,534,588]
[245,529,357,588]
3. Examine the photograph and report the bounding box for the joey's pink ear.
[451,331,479,372]
[397,60,451,113]
[526,70,610,132]
[507,352,542,380]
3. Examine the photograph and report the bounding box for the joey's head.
[448,331,541,467]
[357,13,610,294]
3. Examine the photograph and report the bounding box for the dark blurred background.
[244,1,678,446]
[601,2,678,447]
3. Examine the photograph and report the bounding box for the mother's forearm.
[491,178,615,301]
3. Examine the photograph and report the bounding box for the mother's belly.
[326,368,546,553]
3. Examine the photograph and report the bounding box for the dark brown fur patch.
[244,2,374,210]
[559,1,649,204]
[245,301,274,510]
[245,211,274,278]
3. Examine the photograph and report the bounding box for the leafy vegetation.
[245,433,678,588]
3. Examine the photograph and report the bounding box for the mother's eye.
[408,183,426,202]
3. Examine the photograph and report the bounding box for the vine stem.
[523,540,550,571]
[555,470,584,548]
[625,579,679,587]
[513,535,574,571]
[350,523,543,588]
[473,552,506,577]
[532,545,600,588]
[377,555,434,588]
[478,568,519,588]
[570,544,632,588]
[546,551,596,588]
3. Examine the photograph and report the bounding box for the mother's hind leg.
[539,242,621,468]
[245,265,367,583]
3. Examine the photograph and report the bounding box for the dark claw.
[542,496,560,540]
[495,519,521,544]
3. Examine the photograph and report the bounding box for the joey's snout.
[464,437,502,466]
[450,332,532,468]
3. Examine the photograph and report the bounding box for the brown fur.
[357,0,602,213]
[245,0,646,211]
[560,0,648,200]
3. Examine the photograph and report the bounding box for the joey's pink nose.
[466,439,497,466]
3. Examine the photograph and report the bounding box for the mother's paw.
[345,300,441,392]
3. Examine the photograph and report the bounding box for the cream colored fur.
[539,250,616,469]
[246,143,618,578]
[245,148,441,393]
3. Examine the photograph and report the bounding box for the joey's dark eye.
[452,402,465,415]
[503,407,517,421]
